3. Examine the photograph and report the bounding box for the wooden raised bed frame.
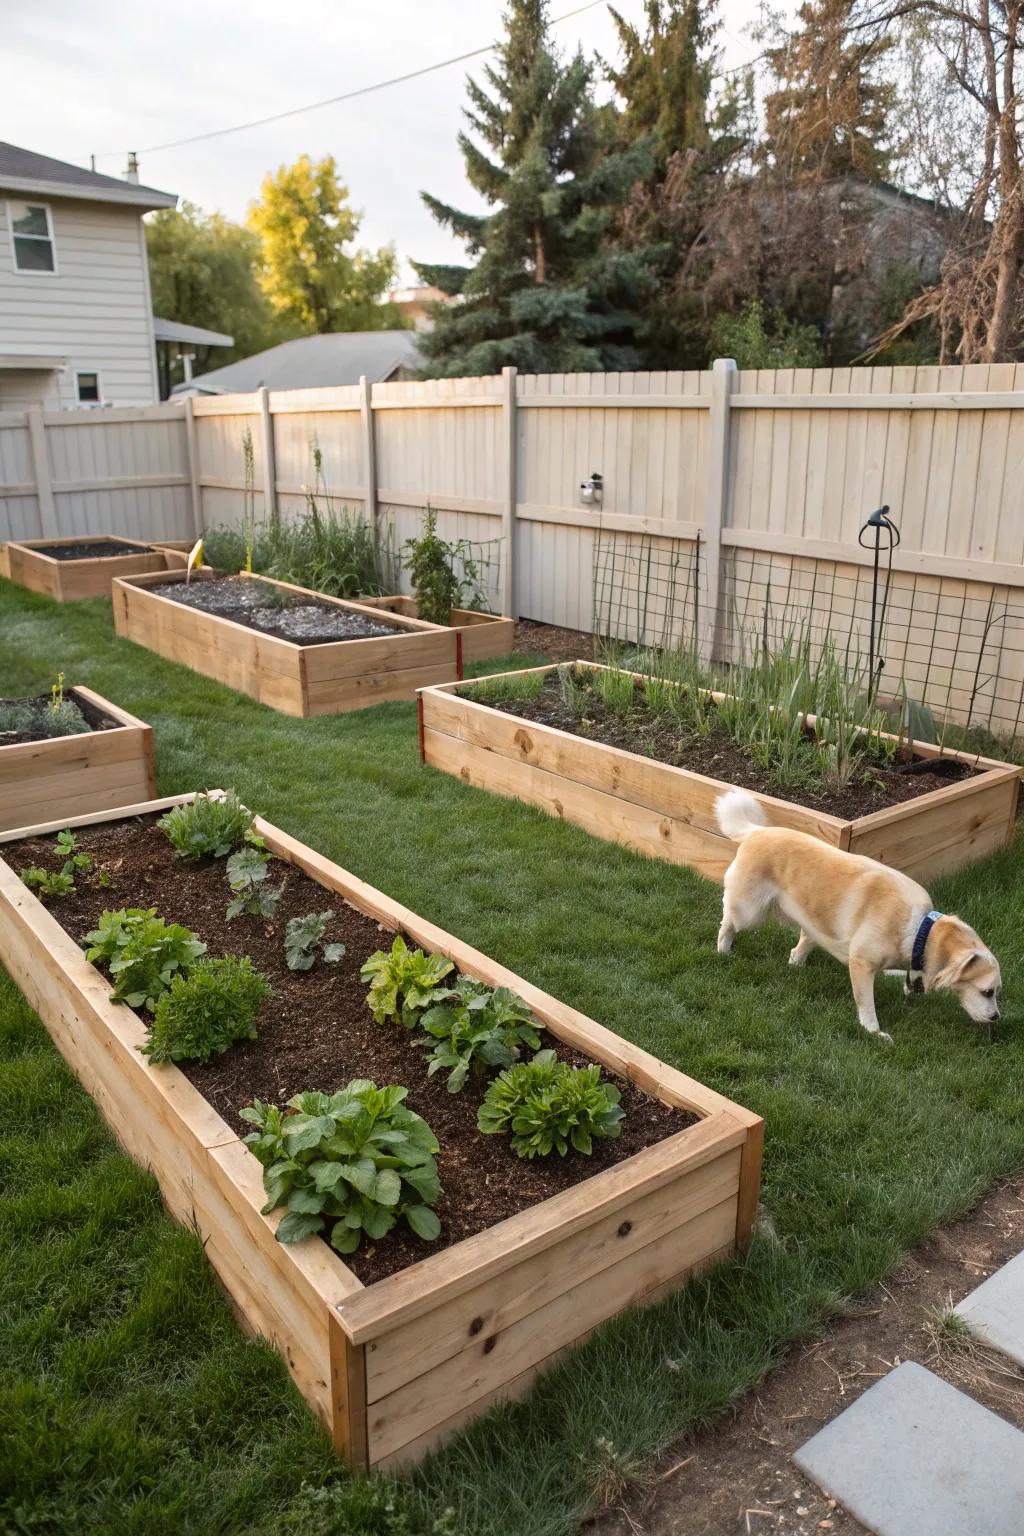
[419,663,1022,884]
[0,686,155,834]
[0,535,171,601]
[0,793,762,1470]
[111,569,462,717]
[349,595,516,665]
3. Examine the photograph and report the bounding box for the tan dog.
[715,788,1002,1041]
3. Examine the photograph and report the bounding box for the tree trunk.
[533,226,547,284]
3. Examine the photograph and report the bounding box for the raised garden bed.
[0,685,154,833]
[0,792,762,1470]
[349,595,516,666]
[111,570,462,716]
[0,535,172,601]
[419,663,1021,884]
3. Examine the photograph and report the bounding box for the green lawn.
[2,577,1023,1536]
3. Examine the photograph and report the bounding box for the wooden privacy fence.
[2,363,1024,737]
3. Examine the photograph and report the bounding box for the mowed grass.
[2,576,1023,1536]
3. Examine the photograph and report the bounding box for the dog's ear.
[932,949,984,991]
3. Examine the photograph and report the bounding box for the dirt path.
[590,1176,1024,1536]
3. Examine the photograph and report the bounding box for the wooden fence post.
[183,396,202,538]
[258,386,277,531]
[26,407,58,539]
[699,357,736,665]
[360,375,378,533]
[501,365,518,617]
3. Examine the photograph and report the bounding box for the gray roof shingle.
[0,142,176,208]
[173,331,422,394]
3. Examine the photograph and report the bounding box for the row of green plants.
[200,431,494,622]
[466,632,919,795]
[18,792,626,1260]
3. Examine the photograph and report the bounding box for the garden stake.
[857,505,900,702]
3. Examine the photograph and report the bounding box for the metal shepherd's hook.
[857,505,900,702]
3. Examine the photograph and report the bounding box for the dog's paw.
[789,947,807,967]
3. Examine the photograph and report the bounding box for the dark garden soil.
[0,690,118,747]
[515,617,597,664]
[8,816,693,1285]
[469,668,976,821]
[148,574,409,646]
[591,1174,1024,1536]
[30,539,152,560]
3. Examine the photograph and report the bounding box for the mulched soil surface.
[148,574,408,646]
[472,668,975,821]
[29,540,152,560]
[515,617,597,664]
[8,816,693,1285]
[592,1175,1024,1536]
[0,691,117,748]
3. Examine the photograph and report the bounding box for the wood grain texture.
[112,569,461,715]
[0,794,762,1471]
[0,686,154,832]
[420,670,1020,882]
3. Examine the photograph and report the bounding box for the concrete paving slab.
[793,1360,1024,1536]
[955,1249,1024,1368]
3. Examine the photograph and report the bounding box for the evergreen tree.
[413,0,655,376]
[602,0,751,365]
[763,0,897,181]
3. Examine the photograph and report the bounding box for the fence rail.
[2,362,1024,740]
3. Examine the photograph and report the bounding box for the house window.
[8,201,56,273]
[76,372,101,404]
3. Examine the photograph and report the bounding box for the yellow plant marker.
[185,538,204,584]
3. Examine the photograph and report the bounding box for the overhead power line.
[94,0,610,160]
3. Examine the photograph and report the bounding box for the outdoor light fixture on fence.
[858,504,901,700]
[580,471,604,507]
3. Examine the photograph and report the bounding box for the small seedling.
[284,911,345,971]
[225,844,282,921]
[20,828,92,900]
[158,790,254,860]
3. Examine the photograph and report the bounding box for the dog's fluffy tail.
[716,788,767,842]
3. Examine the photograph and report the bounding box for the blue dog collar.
[910,910,943,980]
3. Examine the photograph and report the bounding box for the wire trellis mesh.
[591,527,1024,754]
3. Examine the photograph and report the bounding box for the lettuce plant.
[143,955,270,1063]
[477,1050,625,1158]
[419,983,541,1093]
[158,790,254,860]
[241,1082,442,1253]
[360,935,454,1026]
[85,907,207,1011]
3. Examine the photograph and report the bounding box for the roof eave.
[0,173,177,210]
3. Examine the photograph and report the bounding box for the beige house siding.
[0,196,159,408]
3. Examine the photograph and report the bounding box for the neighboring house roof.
[153,317,234,348]
[173,330,421,395]
[0,142,176,210]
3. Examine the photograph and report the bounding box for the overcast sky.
[1,0,786,282]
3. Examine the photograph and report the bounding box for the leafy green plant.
[478,1049,625,1158]
[85,907,207,1011]
[158,790,254,860]
[419,983,542,1093]
[225,844,282,921]
[143,956,271,1063]
[19,829,92,899]
[360,935,454,1026]
[401,507,485,625]
[240,1081,442,1253]
[284,911,345,971]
